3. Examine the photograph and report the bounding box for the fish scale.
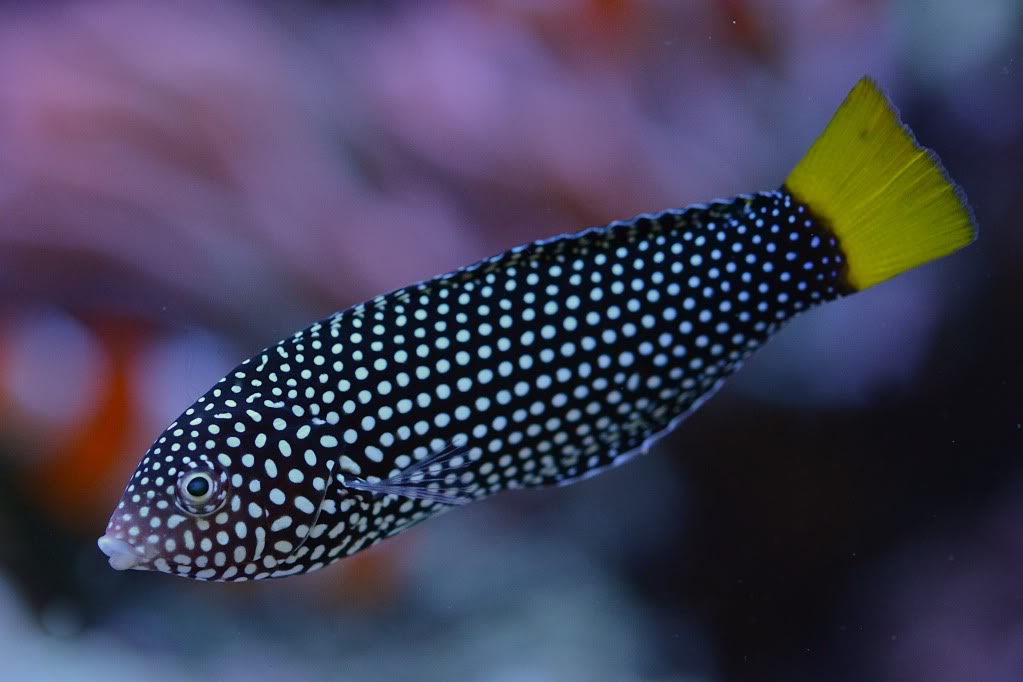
[308,190,846,494]
[98,78,976,581]
[105,191,846,581]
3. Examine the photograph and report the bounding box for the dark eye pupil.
[186,476,210,498]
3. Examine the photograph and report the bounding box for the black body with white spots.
[98,78,977,581]
[100,190,850,581]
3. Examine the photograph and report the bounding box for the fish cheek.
[162,491,272,579]
[257,465,335,575]
[218,491,272,576]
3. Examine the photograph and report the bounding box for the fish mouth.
[97,535,146,571]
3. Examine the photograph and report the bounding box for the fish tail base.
[784,77,976,291]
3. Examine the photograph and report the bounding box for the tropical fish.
[98,78,976,581]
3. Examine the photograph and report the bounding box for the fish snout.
[97,535,143,571]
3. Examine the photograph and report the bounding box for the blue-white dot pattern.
[103,189,850,581]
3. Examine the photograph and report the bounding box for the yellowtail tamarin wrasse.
[99,78,976,581]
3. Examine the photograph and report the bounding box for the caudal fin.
[784,77,977,291]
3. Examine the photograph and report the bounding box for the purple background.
[0,2,1019,680]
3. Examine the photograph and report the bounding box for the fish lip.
[97,535,144,571]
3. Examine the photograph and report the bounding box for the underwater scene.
[0,1,1019,681]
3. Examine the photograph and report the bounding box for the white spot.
[254,527,266,561]
[339,456,361,476]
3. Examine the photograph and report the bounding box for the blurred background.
[0,0,1019,680]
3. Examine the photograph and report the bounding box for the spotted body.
[99,78,976,581]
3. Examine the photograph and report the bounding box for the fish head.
[97,399,330,581]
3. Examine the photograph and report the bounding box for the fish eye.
[175,467,227,515]
[184,474,211,500]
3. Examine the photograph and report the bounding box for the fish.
[98,78,976,581]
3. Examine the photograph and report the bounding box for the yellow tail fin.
[785,77,977,291]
